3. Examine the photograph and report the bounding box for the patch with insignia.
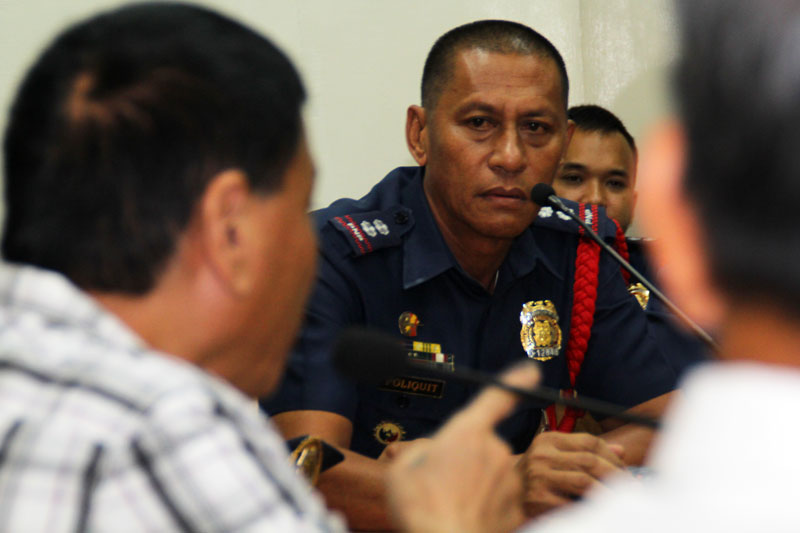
[328,207,413,256]
[374,421,405,445]
[534,198,618,238]
[398,312,421,337]
[406,347,454,372]
[537,205,573,221]
[520,300,562,361]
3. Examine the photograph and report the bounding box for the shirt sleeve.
[92,389,347,532]
[575,251,679,409]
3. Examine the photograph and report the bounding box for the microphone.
[333,327,660,428]
[531,183,719,352]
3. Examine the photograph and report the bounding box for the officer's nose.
[585,179,604,206]
[489,127,526,175]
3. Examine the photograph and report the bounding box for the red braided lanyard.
[612,219,631,284]
[544,213,632,432]
[545,203,600,432]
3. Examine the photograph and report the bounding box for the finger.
[523,489,574,517]
[533,469,601,498]
[534,432,625,469]
[454,362,541,430]
[608,443,625,459]
[526,450,611,478]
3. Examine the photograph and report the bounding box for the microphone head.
[531,183,556,207]
[332,327,409,385]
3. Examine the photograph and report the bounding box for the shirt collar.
[504,225,563,282]
[399,167,562,289]
[401,168,455,289]
[0,262,147,352]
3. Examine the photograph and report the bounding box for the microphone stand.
[409,359,660,428]
[541,192,719,352]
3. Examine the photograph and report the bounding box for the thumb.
[454,362,540,430]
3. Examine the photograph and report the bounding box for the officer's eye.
[526,121,545,132]
[467,117,491,129]
[558,173,583,186]
[606,178,628,191]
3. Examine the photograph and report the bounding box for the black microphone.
[531,183,719,352]
[333,327,660,428]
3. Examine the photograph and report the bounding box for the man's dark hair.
[675,0,800,313]
[421,20,569,110]
[2,2,306,294]
[568,105,636,153]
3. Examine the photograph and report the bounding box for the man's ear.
[198,169,255,296]
[406,105,428,166]
[559,119,576,164]
[639,120,725,329]
[565,119,576,145]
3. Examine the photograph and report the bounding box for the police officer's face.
[555,129,637,231]
[418,49,571,242]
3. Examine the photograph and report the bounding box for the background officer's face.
[555,129,637,231]
[421,48,571,243]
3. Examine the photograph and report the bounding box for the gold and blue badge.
[374,421,405,445]
[520,300,562,361]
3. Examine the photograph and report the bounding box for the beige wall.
[0,0,676,213]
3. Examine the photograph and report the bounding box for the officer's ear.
[406,105,428,166]
[639,119,724,330]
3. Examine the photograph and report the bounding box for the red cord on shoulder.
[550,203,601,432]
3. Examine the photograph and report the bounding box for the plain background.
[0,0,676,218]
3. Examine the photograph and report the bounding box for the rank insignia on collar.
[520,300,562,361]
[374,421,405,445]
[627,282,650,310]
[398,311,421,337]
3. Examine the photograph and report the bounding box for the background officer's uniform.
[625,239,710,376]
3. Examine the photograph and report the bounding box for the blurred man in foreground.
[0,3,335,530]
[389,0,800,530]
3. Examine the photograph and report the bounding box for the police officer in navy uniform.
[262,21,681,529]
[554,104,709,376]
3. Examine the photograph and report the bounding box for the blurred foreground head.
[674,0,800,315]
[2,3,316,396]
[3,2,306,293]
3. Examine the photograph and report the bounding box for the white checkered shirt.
[0,263,346,532]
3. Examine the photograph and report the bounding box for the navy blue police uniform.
[262,166,678,459]
[625,238,710,377]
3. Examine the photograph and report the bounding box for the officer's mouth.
[481,187,527,207]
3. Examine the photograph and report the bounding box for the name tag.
[379,376,445,398]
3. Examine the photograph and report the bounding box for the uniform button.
[397,395,410,408]
[394,211,409,224]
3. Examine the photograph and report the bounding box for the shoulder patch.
[328,207,413,256]
[534,199,618,240]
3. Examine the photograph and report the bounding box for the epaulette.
[533,199,618,241]
[327,206,414,257]
[625,236,654,251]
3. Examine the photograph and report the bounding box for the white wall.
[0,0,676,211]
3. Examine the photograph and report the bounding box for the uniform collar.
[505,225,563,283]
[401,168,454,290]
[400,167,561,290]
